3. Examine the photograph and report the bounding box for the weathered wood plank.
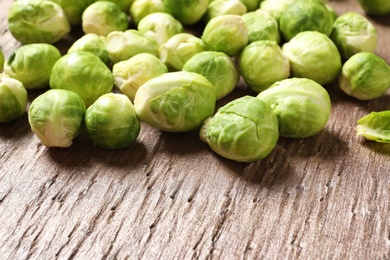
[0,0,389,259]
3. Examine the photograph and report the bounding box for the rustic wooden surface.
[1,0,389,259]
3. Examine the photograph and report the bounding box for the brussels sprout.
[160,33,206,71]
[183,51,239,100]
[113,53,168,101]
[259,0,294,21]
[200,95,279,162]
[239,40,289,93]
[68,34,110,65]
[137,12,184,46]
[4,44,61,90]
[106,29,160,64]
[257,78,331,138]
[242,11,280,45]
[282,31,341,86]
[339,52,390,101]
[85,93,140,149]
[129,0,165,25]
[356,111,390,143]
[204,0,247,23]
[164,0,208,25]
[82,1,129,36]
[50,52,114,107]
[240,0,262,12]
[358,0,390,16]
[202,15,249,56]
[330,12,377,60]
[279,0,334,41]
[48,0,94,25]
[134,71,216,132]
[0,74,28,123]
[7,0,71,44]
[95,0,134,13]
[28,89,86,147]
[0,50,4,72]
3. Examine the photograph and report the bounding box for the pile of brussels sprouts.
[1,0,390,162]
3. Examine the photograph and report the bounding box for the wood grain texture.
[1,0,389,259]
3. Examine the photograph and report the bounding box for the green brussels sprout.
[113,53,168,101]
[4,43,61,90]
[106,29,160,64]
[257,78,331,138]
[282,31,341,86]
[259,0,294,21]
[95,0,135,13]
[0,50,4,72]
[50,51,114,107]
[28,89,86,147]
[82,1,129,36]
[279,0,334,41]
[0,74,28,123]
[129,0,165,25]
[239,40,290,93]
[68,34,110,65]
[358,0,390,16]
[85,93,140,149]
[339,52,390,101]
[204,0,247,23]
[134,71,216,133]
[202,15,249,56]
[7,0,71,44]
[137,12,184,46]
[160,33,206,71]
[240,0,262,12]
[48,0,94,25]
[183,51,239,100]
[242,10,280,45]
[356,111,390,143]
[200,95,279,162]
[164,0,208,25]
[330,12,377,60]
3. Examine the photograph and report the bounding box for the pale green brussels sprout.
[242,10,280,44]
[356,111,390,143]
[240,0,262,12]
[106,29,160,64]
[113,53,168,101]
[164,0,208,25]
[7,0,70,44]
[330,12,377,60]
[28,89,85,147]
[204,0,247,23]
[279,0,334,41]
[160,33,206,71]
[0,74,27,123]
[183,51,239,100]
[85,93,140,149]
[95,0,134,13]
[200,95,279,162]
[202,15,249,57]
[50,51,114,107]
[82,1,129,36]
[358,0,390,16]
[282,31,341,86]
[339,52,390,101]
[68,34,110,65]
[134,71,216,133]
[129,0,165,25]
[0,50,4,72]
[4,43,61,90]
[239,40,289,93]
[48,0,94,25]
[257,78,331,138]
[259,0,294,21]
[137,12,183,46]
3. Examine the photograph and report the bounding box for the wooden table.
[1,1,389,259]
